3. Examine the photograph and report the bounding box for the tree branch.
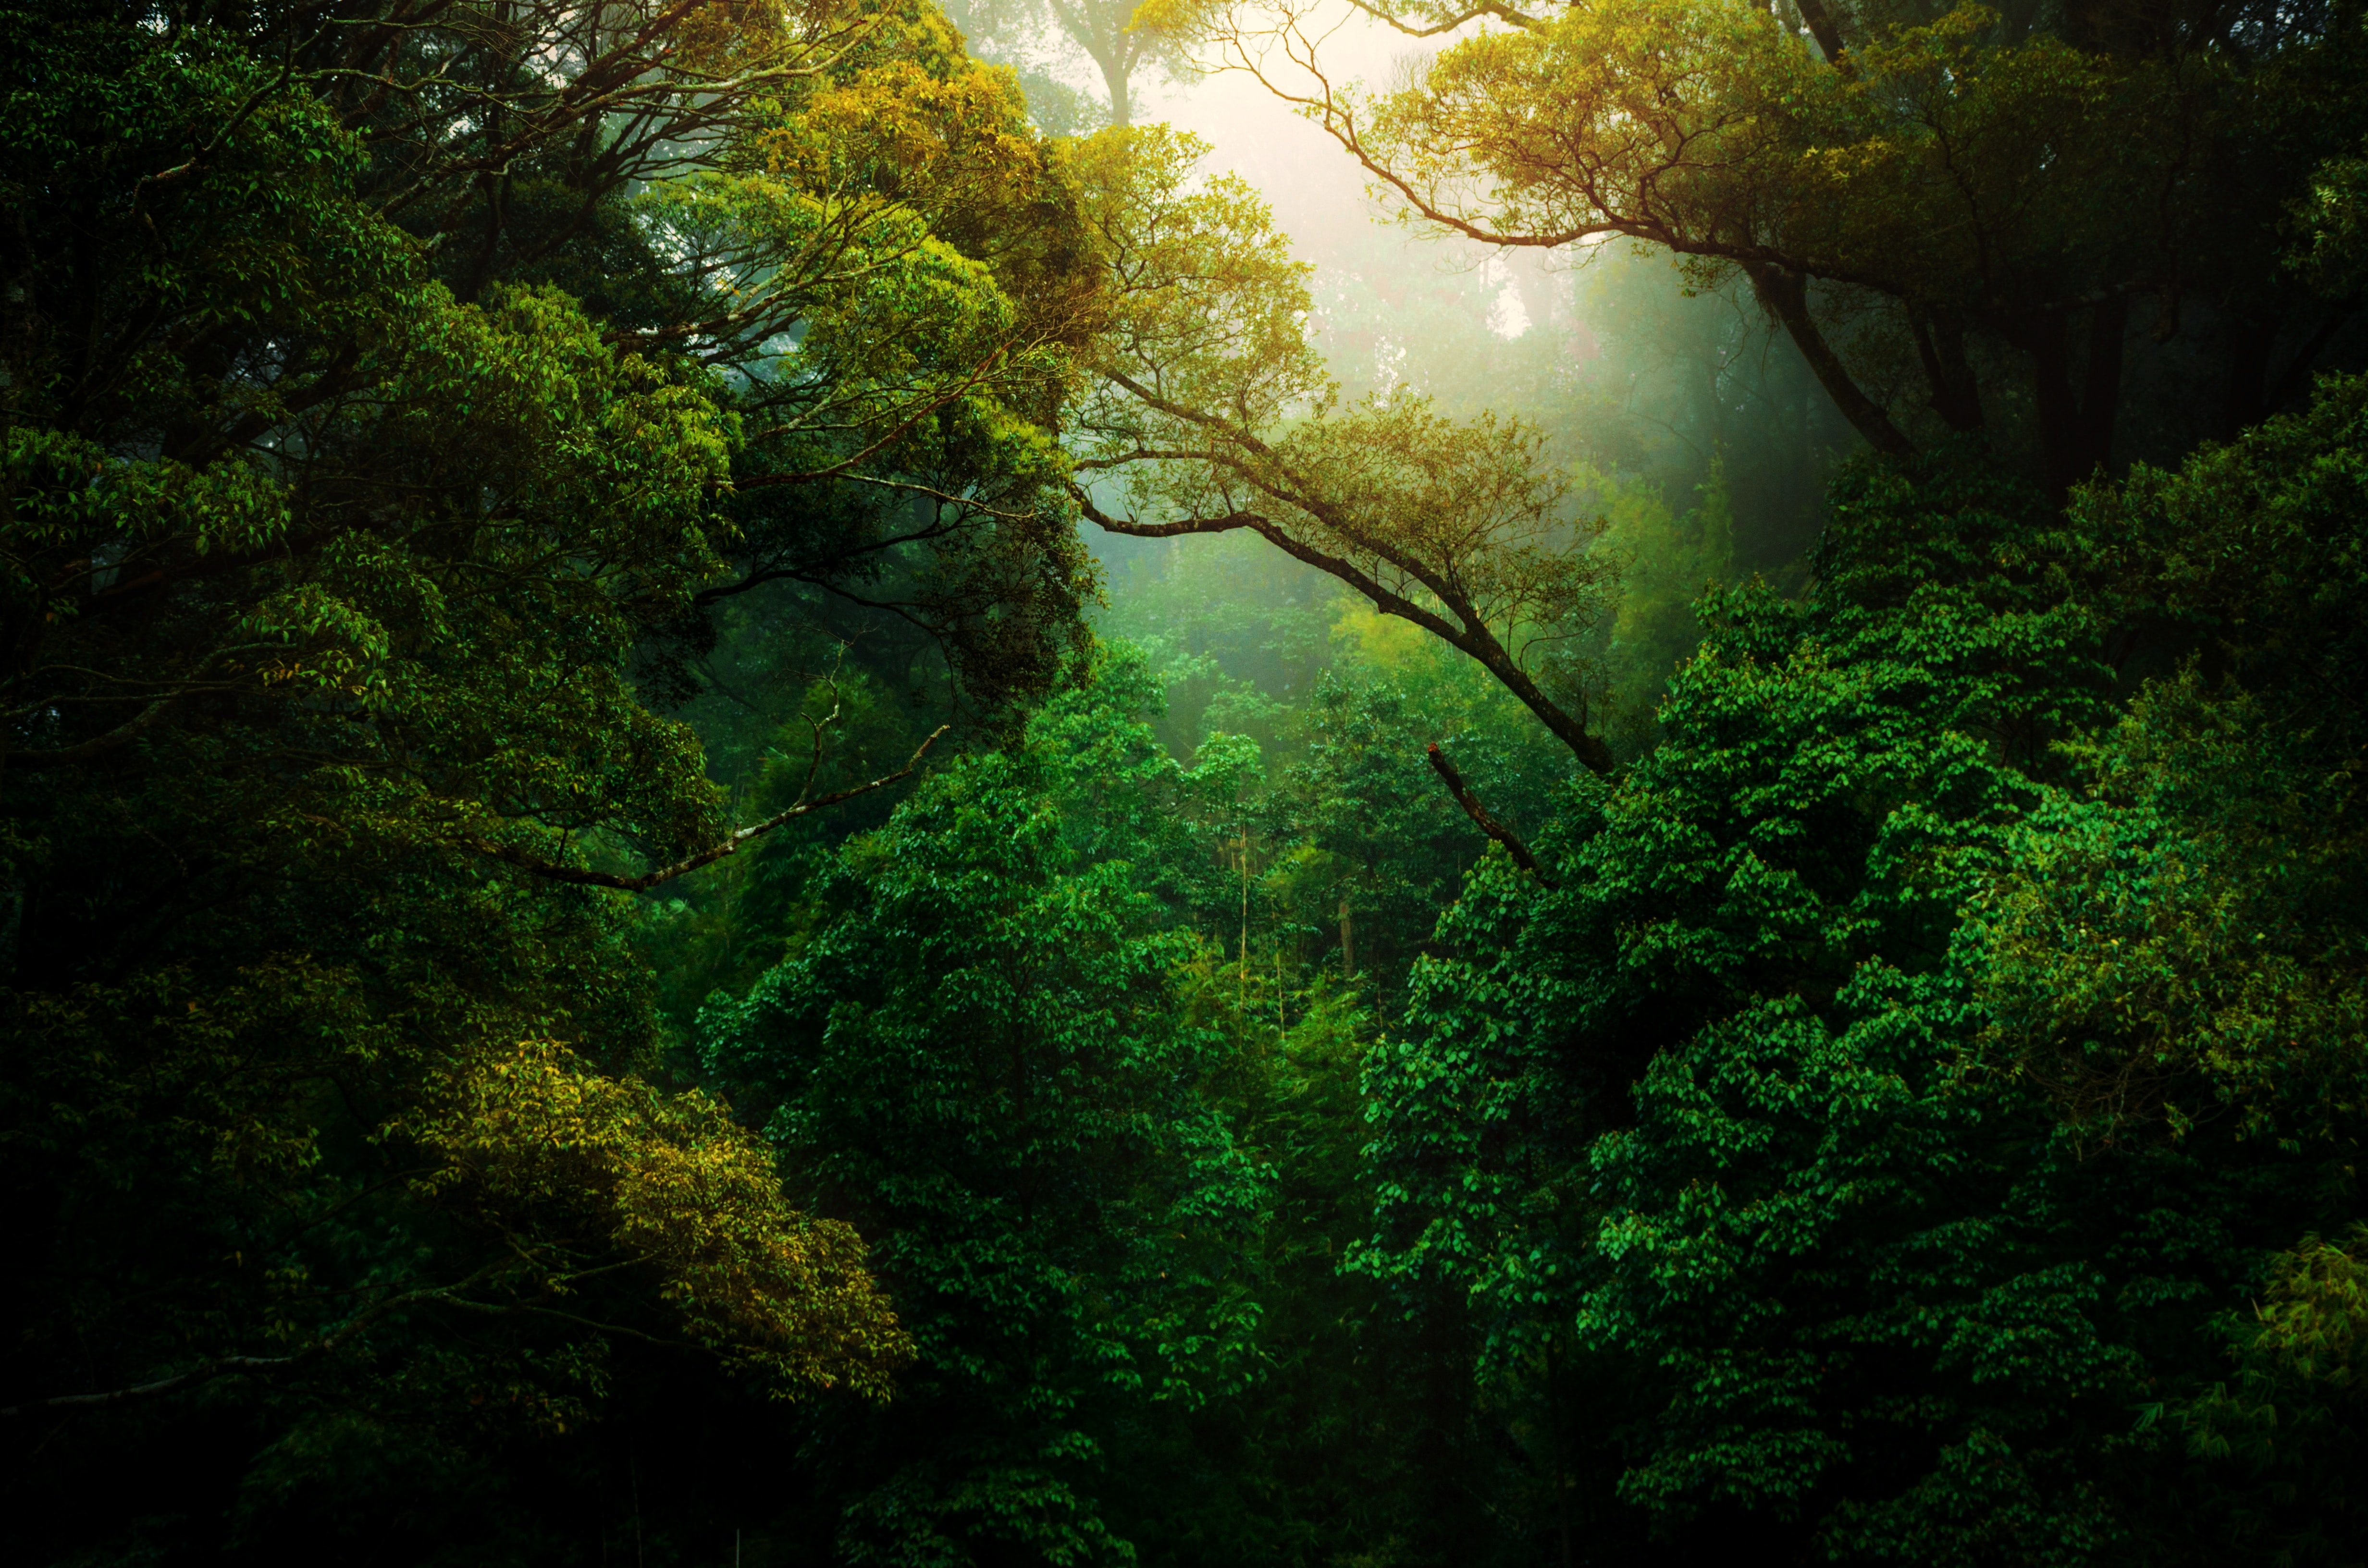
[475,726,949,892]
[1076,490,1615,774]
[1746,265,1913,456]
[1426,743,1552,885]
[0,1264,503,1420]
[1339,0,1554,37]
[8,696,179,770]
[1790,0,1851,68]
[1076,492,1473,646]
[0,1355,304,1419]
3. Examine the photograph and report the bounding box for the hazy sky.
[1039,4,1529,310]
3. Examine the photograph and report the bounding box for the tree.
[0,1,1111,1556]
[945,0,1183,126]
[1155,0,2368,497]
[1346,374,2368,1558]
[699,648,1269,1561]
[1267,604,1578,1005]
[1584,458,1740,748]
[1065,126,1625,772]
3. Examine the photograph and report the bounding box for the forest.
[4,0,2367,1564]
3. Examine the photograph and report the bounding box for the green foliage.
[1588,457,1740,747]
[1350,378,2368,1562]
[1098,529,1338,758]
[0,2,1107,1560]
[1267,606,1574,1004]
[2297,143,2368,299]
[404,1038,909,1398]
[1164,0,2368,492]
[702,649,1268,1560]
[11,0,2368,1563]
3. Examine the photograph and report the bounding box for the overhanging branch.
[1074,491,1474,649]
[1076,488,1615,774]
[0,1264,504,1420]
[8,696,180,770]
[1340,0,1553,37]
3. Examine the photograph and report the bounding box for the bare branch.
[476,726,950,892]
[1427,743,1552,885]
[0,1264,505,1420]
[0,1355,304,1419]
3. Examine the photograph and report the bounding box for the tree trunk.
[1909,306,1986,432]
[2221,312,2275,438]
[2076,294,2128,481]
[2022,309,2078,496]
[2013,297,2126,500]
[1096,54,1132,128]
[1791,0,1850,65]
[1748,265,1913,457]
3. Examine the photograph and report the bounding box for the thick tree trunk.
[1791,0,1850,65]
[2222,316,2275,437]
[1096,54,1132,127]
[2021,312,2083,499]
[2076,294,2128,479]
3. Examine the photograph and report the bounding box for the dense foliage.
[6,0,2368,1565]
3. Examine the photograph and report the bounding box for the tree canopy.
[5,0,2368,1565]
[1158,0,2368,494]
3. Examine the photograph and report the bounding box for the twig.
[0,1355,303,1419]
